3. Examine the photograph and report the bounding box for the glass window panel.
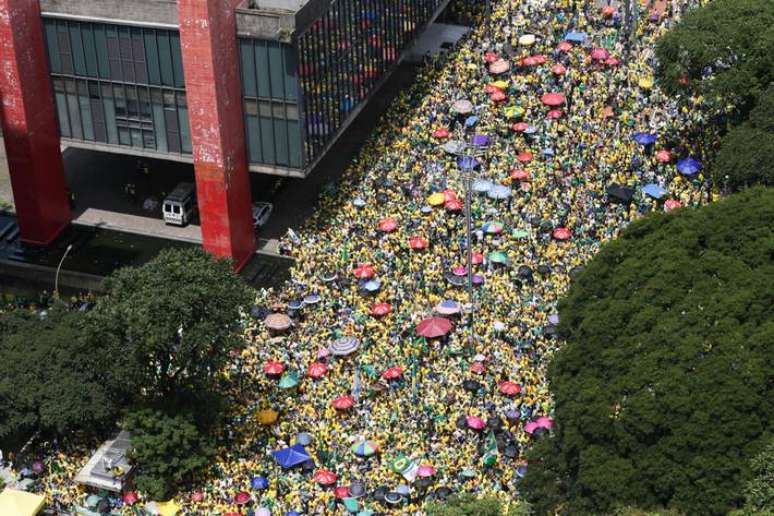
[268,42,284,99]
[177,93,191,153]
[144,31,161,85]
[286,104,299,120]
[151,89,167,152]
[260,116,275,164]
[169,33,185,88]
[245,115,261,163]
[164,109,180,153]
[282,44,298,100]
[94,25,110,78]
[81,25,98,77]
[130,128,143,147]
[239,40,257,98]
[77,81,95,140]
[57,27,73,74]
[44,20,61,73]
[106,31,122,80]
[68,23,87,75]
[157,32,174,87]
[132,32,147,83]
[288,119,302,167]
[101,84,118,144]
[66,92,83,139]
[254,41,271,98]
[91,98,107,142]
[274,118,289,166]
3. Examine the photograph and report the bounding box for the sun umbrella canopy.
[473,178,494,193]
[452,99,473,114]
[332,395,355,410]
[518,34,535,46]
[442,140,465,154]
[307,362,327,379]
[499,381,522,396]
[483,51,499,63]
[482,221,505,234]
[382,366,404,380]
[123,492,139,505]
[510,168,530,181]
[488,251,510,264]
[353,264,375,279]
[634,132,657,145]
[677,157,702,177]
[557,41,573,52]
[378,217,398,232]
[371,302,392,316]
[433,127,449,139]
[552,227,572,241]
[606,184,635,204]
[551,63,567,75]
[564,31,587,43]
[512,121,529,133]
[417,464,436,478]
[314,469,337,486]
[547,109,563,119]
[427,192,446,206]
[487,184,511,200]
[351,440,380,457]
[278,371,299,389]
[656,149,672,163]
[466,415,486,430]
[436,299,462,315]
[416,317,452,338]
[606,57,621,66]
[471,134,490,147]
[445,198,463,211]
[642,183,667,199]
[362,279,381,292]
[330,336,360,356]
[517,151,534,163]
[265,313,292,331]
[490,90,506,102]
[409,236,429,250]
[257,409,279,425]
[470,361,486,374]
[235,491,251,505]
[457,156,480,170]
[665,199,682,211]
[489,59,510,74]
[272,444,311,468]
[263,360,286,375]
[590,47,610,60]
[541,93,565,106]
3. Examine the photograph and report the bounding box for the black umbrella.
[606,184,635,204]
[372,486,388,502]
[445,272,466,286]
[504,444,519,459]
[517,265,533,278]
[350,481,366,498]
[463,379,482,392]
[537,264,552,275]
[416,477,434,490]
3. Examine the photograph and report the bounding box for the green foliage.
[124,408,214,500]
[714,86,774,190]
[0,307,125,445]
[426,495,508,516]
[655,0,774,114]
[523,189,774,515]
[88,247,251,398]
[740,439,774,512]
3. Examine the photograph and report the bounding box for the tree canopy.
[655,0,774,115]
[522,188,774,515]
[88,247,252,398]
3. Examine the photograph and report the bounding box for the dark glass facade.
[42,19,192,155]
[238,38,303,169]
[296,0,446,163]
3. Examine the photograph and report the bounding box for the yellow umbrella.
[258,409,279,426]
[503,106,525,119]
[0,489,45,516]
[638,77,654,90]
[491,80,509,90]
[427,193,445,206]
[157,500,181,516]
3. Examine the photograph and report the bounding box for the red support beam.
[178,0,255,271]
[0,0,70,245]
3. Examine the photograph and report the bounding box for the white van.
[162,183,196,226]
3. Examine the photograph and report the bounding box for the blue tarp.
[458,156,480,169]
[564,31,588,43]
[642,183,667,199]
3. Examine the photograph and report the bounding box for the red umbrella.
[471,252,484,265]
[499,381,522,396]
[656,149,672,163]
[665,199,682,211]
[601,5,616,16]
[445,198,463,212]
[378,218,398,233]
[122,492,138,505]
[307,362,327,379]
[466,415,486,430]
[416,317,452,338]
[490,90,507,102]
[531,54,547,64]
[235,491,251,505]
[484,51,499,63]
[470,362,486,374]
[484,84,502,94]
[512,122,529,133]
[521,56,538,67]
[334,486,350,499]
[314,469,338,486]
[263,360,286,376]
[443,189,458,202]
[590,48,610,61]
[605,57,621,66]
[433,127,450,139]
[354,264,375,279]
[547,109,563,119]
[541,93,565,106]
[409,236,429,250]
[517,151,534,163]
[510,169,530,181]
[552,227,572,241]
[557,41,573,52]
[332,395,355,410]
[371,302,392,316]
[191,492,204,502]
[383,366,404,380]
[551,63,567,75]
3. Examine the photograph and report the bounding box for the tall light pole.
[54,244,73,301]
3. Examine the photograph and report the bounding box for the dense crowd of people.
[11,0,718,514]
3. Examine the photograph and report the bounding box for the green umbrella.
[488,251,509,264]
[512,229,529,239]
[390,453,411,473]
[343,498,360,513]
[278,371,299,389]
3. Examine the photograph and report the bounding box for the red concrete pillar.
[178,0,256,271]
[0,0,70,245]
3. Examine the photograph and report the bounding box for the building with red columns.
[0,0,449,269]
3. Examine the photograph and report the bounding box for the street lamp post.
[54,244,73,301]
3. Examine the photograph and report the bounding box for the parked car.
[252,202,273,228]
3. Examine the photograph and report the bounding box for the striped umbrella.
[265,313,291,331]
[330,336,360,356]
[482,221,505,234]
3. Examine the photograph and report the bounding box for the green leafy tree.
[655,0,774,115]
[0,307,125,445]
[124,408,214,500]
[87,247,252,398]
[739,439,774,513]
[426,495,531,516]
[523,189,774,515]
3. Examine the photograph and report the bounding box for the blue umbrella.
[272,444,311,469]
[564,31,587,43]
[677,157,702,177]
[465,116,479,128]
[457,156,480,169]
[252,476,269,490]
[363,279,382,292]
[523,125,538,135]
[472,178,494,193]
[543,147,555,157]
[633,132,657,145]
[642,183,667,199]
[287,300,303,310]
[487,184,511,200]
[471,134,490,147]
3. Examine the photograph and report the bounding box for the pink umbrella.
[263,360,286,376]
[307,362,328,379]
[416,317,453,338]
[235,491,251,505]
[557,41,573,52]
[530,54,547,64]
[445,198,463,212]
[524,421,539,434]
[371,302,393,317]
[553,227,572,241]
[665,199,682,211]
[123,492,139,505]
[490,90,507,102]
[605,57,621,66]
[378,217,398,232]
[470,362,486,374]
[590,48,610,61]
[334,486,350,499]
[452,266,467,276]
[314,469,337,486]
[489,59,510,74]
[499,381,522,396]
[536,416,554,429]
[443,189,458,202]
[433,127,450,139]
[382,366,404,380]
[601,5,616,16]
[510,169,530,181]
[417,464,436,477]
[354,264,375,279]
[656,149,672,163]
[521,56,538,67]
[191,492,204,502]
[332,395,355,410]
[551,63,567,75]
[540,93,566,106]
[471,252,484,265]
[466,415,486,430]
[512,122,529,133]
[484,51,499,63]
[547,109,563,119]
[409,236,429,250]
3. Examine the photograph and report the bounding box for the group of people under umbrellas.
[26,0,718,514]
